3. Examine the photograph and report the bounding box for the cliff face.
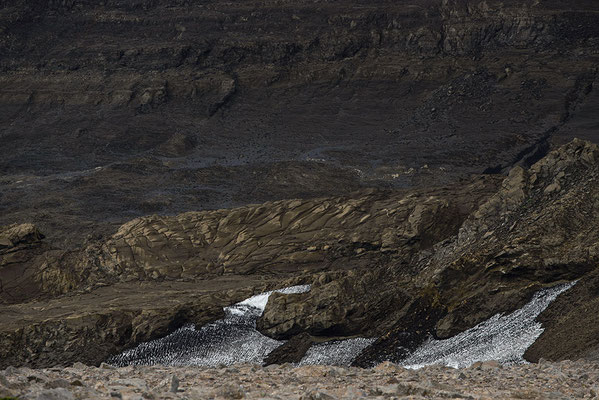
[353,139,599,366]
[2,0,599,369]
[3,140,599,368]
[1,0,599,245]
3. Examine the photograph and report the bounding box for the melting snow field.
[108,285,372,367]
[400,281,576,369]
[299,338,376,366]
[108,282,574,368]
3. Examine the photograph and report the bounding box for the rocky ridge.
[1,177,499,303]
[2,140,599,369]
[0,177,498,368]
[258,139,599,366]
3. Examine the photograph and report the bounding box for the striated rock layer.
[0,177,499,368]
[1,0,599,248]
[3,139,599,369]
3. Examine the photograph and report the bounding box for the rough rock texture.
[1,177,499,303]
[2,360,599,400]
[524,267,599,363]
[1,0,599,249]
[4,140,599,368]
[353,139,599,366]
[254,139,599,366]
[0,276,300,369]
[0,223,49,303]
[2,0,599,374]
[262,332,316,367]
[420,138,599,339]
[0,177,498,368]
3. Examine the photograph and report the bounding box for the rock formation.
[0,176,497,367]
[3,140,599,368]
[0,223,48,303]
[257,139,599,366]
[2,0,599,372]
[1,0,598,250]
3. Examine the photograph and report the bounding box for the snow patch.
[108,285,310,367]
[401,281,576,369]
[300,338,376,366]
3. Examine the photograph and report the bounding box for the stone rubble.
[1,360,597,399]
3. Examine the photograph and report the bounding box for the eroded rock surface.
[1,0,598,250]
[0,176,498,368]
[29,177,498,298]
[4,140,599,368]
[353,139,599,366]
[0,277,294,368]
[247,139,599,366]
[0,223,49,303]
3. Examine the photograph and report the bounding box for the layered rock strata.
[1,0,598,248]
[258,139,599,366]
[2,140,599,368]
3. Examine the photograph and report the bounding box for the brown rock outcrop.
[0,277,279,368]
[34,178,498,298]
[353,139,599,365]
[0,176,499,367]
[1,0,598,250]
[0,223,49,304]
[3,140,599,368]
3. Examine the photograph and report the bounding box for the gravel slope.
[1,360,597,399]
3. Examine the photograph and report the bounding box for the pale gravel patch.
[2,360,599,399]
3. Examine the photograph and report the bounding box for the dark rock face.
[524,267,599,362]
[1,0,599,249]
[0,280,256,368]
[255,140,599,366]
[0,223,49,303]
[353,139,599,366]
[2,0,599,369]
[257,271,410,339]
[262,332,315,366]
[423,139,599,339]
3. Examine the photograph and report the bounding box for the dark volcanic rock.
[1,0,599,248]
[427,139,599,339]
[262,332,315,366]
[524,268,599,363]
[0,223,49,303]
[352,139,599,366]
[1,0,599,369]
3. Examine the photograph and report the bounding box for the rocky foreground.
[1,360,598,400]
